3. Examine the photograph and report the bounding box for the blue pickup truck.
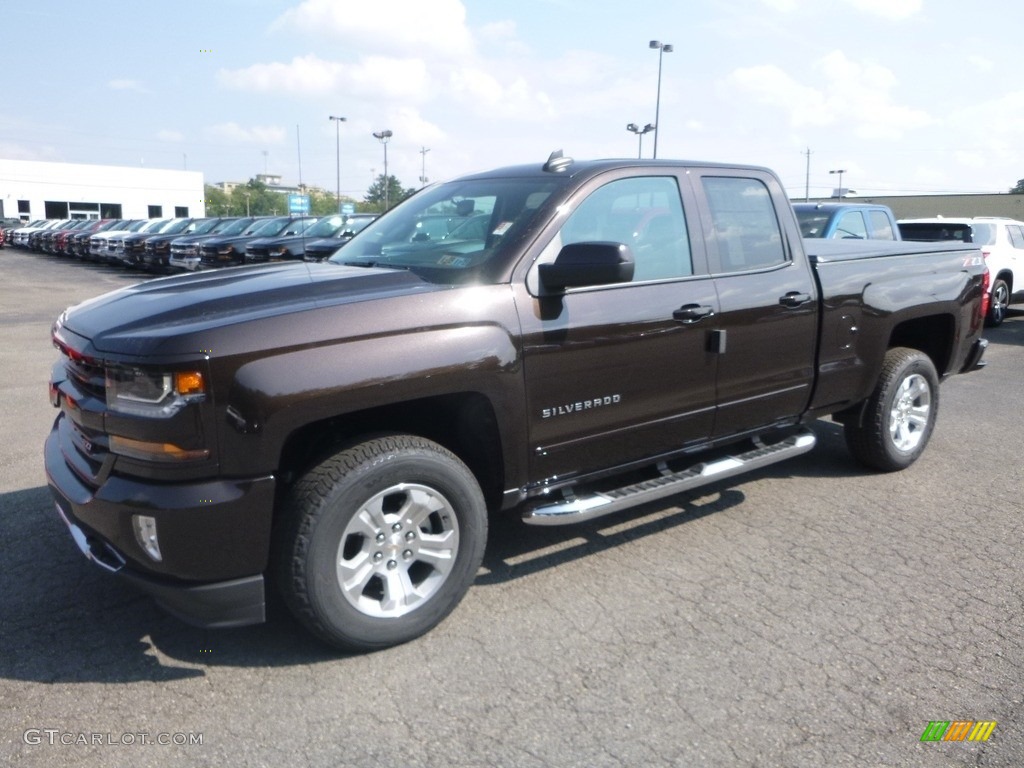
[793,202,900,240]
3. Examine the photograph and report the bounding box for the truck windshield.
[329,177,562,283]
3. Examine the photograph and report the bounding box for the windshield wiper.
[339,260,409,270]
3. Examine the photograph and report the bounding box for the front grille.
[64,352,106,401]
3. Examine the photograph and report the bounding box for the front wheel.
[844,347,940,472]
[276,435,487,651]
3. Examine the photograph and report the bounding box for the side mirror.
[539,242,635,291]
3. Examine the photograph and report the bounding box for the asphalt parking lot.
[1,249,1022,768]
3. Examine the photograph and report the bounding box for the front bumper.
[169,254,201,271]
[45,419,276,628]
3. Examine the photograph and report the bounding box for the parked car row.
[3,213,378,272]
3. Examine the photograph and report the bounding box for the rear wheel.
[277,434,487,651]
[844,347,939,472]
[987,278,1010,327]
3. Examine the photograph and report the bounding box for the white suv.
[898,217,1024,326]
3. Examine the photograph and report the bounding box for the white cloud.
[0,141,60,161]
[345,57,432,102]
[273,0,473,59]
[108,79,148,93]
[479,20,518,41]
[218,55,344,96]
[757,0,921,17]
[157,129,184,142]
[206,122,287,145]
[218,54,430,102]
[967,55,994,73]
[729,64,832,127]
[845,0,921,20]
[944,89,1024,177]
[953,151,987,169]
[729,50,932,140]
[446,66,555,120]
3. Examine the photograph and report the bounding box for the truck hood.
[60,262,444,356]
[247,234,307,248]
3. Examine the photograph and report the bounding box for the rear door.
[688,170,818,439]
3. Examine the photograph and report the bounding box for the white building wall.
[0,158,204,221]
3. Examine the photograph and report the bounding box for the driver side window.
[560,176,693,281]
[832,211,867,239]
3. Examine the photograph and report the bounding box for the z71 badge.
[542,395,621,419]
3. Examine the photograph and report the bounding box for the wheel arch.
[887,314,955,376]
[275,392,506,511]
[992,269,1013,293]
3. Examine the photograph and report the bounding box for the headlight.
[105,366,206,418]
[218,244,235,256]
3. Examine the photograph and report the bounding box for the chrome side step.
[522,429,816,526]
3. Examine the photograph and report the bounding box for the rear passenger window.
[702,177,786,272]
[1008,225,1024,249]
[868,210,896,240]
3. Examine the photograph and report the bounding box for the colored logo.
[920,721,997,742]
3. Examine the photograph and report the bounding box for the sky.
[3,0,1022,200]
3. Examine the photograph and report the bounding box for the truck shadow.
[984,309,1024,346]
[0,420,859,678]
[478,418,855,585]
[0,487,349,683]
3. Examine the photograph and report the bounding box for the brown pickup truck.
[45,153,989,650]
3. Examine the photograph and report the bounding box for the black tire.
[276,434,487,651]
[987,278,1010,327]
[844,347,940,472]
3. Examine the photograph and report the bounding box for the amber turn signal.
[175,370,205,396]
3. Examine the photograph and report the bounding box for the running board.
[522,429,816,526]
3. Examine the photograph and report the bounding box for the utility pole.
[803,147,812,202]
[419,147,430,187]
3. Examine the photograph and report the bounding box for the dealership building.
[0,158,204,221]
[799,192,1024,220]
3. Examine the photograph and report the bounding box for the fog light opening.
[132,515,163,562]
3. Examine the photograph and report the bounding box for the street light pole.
[329,115,347,213]
[649,40,673,159]
[829,168,847,199]
[626,122,655,159]
[419,146,430,187]
[372,130,393,210]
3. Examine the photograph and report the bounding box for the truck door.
[689,171,818,439]
[516,173,719,486]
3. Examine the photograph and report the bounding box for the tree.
[202,184,230,215]
[309,188,360,216]
[229,179,285,216]
[364,174,417,213]
[1011,179,1024,194]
